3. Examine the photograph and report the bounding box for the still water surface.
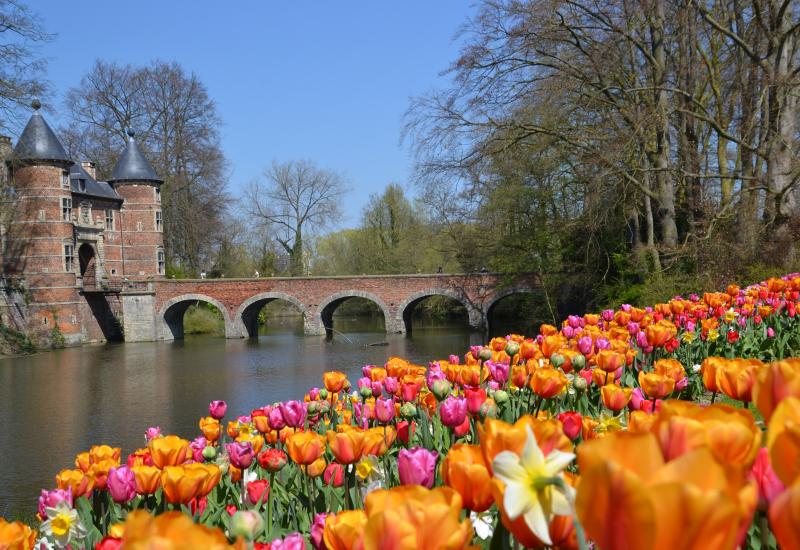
[0,316,516,516]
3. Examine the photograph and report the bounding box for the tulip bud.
[230,510,264,541]
[400,402,417,419]
[550,353,565,369]
[359,385,373,399]
[493,389,509,405]
[318,400,330,415]
[318,388,329,400]
[573,376,588,392]
[571,354,586,370]
[504,341,520,357]
[479,399,498,419]
[431,379,452,401]
[307,401,320,415]
[478,348,493,362]
[202,446,217,460]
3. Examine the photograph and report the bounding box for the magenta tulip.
[144,426,161,441]
[271,533,307,550]
[310,513,330,550]
[279,400,306,428]
[751,447,785,510]
[226,441,255,469]
[383,376,398,394]
[397,447,438,488]
[107,465,136,504]
[37,487,72,519]
[268,406,286,430]
[191,436,208,462]
[439,395,467,428]
[209,400,227,420]
[486,360,509,385]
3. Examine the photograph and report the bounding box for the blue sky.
[30,1,475,227]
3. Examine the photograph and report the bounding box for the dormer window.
[155,187,161,203]
[61,171,70,190]
[78,179,86,192]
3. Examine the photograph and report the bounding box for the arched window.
[157,248,165,275]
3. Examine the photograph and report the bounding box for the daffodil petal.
[520,426,545,470]
[523,492,552,546]
[544,449,575,476]
[503,479,533,520]
[492,451,529,484]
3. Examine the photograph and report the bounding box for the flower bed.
[3,276,800,549]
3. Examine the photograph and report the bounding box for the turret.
[108,129,164,278]
[7,100,80,342]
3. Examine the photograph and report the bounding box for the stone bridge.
[119,273,538,341]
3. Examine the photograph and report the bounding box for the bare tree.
[60,60,230,274]
[243,160,348,276]
[0,0,51,133]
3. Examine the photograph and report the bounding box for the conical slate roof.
[13,100,71,163]
[108,129,162,183]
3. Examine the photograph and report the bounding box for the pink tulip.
[767,327,775,337]
[675,377,689,391]
[384,376,398,394]
[630,387,646,410]
[191,436,208,462]
[107,466,136,504]
[425,365,446,390]
[750,447,785,510]
[38,487,72,519]
[310,513,330,549]
[308,387,320,400]
[577,336,593,355]
[562,326,575,339]
[375,397,395,424]
[397,447,438,488]
[271,533,307,550]
[226,441,255,469]
[595,337,610,350]
[439,396,467,428]
[144,426,161,441]
[370,380,383,397]
[362,365,374,378]
[449,354,460,365]
[279,400,306,428]
[357,376,371,390]
[209,400,227,420]
[601,309,615,322]
[486,360,509,385]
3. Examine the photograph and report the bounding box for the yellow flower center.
[356,459,375,480]
[51,512,72,537]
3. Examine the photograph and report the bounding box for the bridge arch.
[314,290,397,337]
[233,292,307,338]
[157,293,234,340]
[485,286,539,336]
[395,288,484,333]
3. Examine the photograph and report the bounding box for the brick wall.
[114,182,164,278]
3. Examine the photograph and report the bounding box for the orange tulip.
[769,481,800,550]
[252,413,270,434]
[323,371,348,393]
[89,445,121,465]
[645,320,676,347]
[148,435,191,469]
[440,444,494,512]
[0,518,36,550]
[323,510,367,550]
[601,384,632,412]
[286,431,325,465]
[362,426,396,457]
[362,486,473,549]
[478,416,571,474]
[131,465,161,495]
[305,457,327,478]
[592,368,615,387]
[227,421,240,438]
[767,396,800,486]
[160,465,207,504]
[627,410,656,433]
[75,451,91,473]
[199,417,221,442]
[120,510,236,548]
[229,465,242,484]
[186,462,221,498]
[753,359,800,422]
[327,426,365,464]
[595,350,626,373]
[701,357,726,392]
[716,358,764,403]
[541,335,564,358]
[638,371,675,399]
[89,458,116,490]
[653,358,685,383]
[530,368,568,398]
[650,401,761,467]
[577,431,757,550]
[55,468,93,498]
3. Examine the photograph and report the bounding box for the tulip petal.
[769,481,800,550]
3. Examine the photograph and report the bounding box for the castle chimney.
[81,161,96,179]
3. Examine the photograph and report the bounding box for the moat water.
[0,315,524,517]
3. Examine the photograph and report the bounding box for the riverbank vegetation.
[7,273,800,548]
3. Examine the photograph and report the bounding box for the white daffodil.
[470,511,495,540]
[40,501,87,548]
[492,426,576,545]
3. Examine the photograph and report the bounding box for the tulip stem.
[267,472,274,537]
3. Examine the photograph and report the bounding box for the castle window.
[78,179,86,192]
[62,198,72,221]
[155,210,162,232]
[157,248,165,275]
[155,187,161,203]
[137,221,143,232]
[64,244,74,272]
[105,209,114,230]
[61,171,69,190]
[38,209,45,221]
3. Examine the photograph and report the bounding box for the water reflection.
[0,315,520,516]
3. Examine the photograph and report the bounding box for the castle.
[0,101,164,347]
